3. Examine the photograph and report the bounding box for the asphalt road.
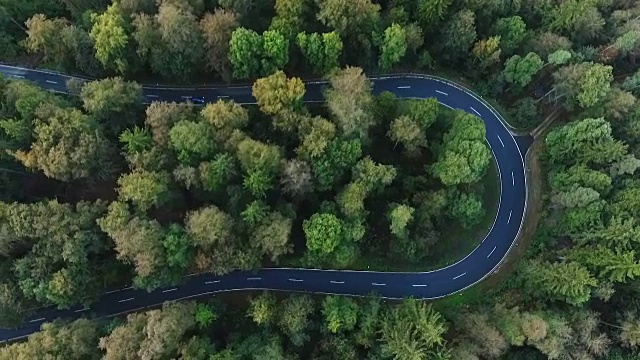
[0,64,531,341]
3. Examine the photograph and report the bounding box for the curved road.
[0,65,532,341]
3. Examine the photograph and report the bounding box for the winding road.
[0,64,532,341]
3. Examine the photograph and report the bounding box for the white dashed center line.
[435,90,448,96]
[45,80,57,84]
[288,278,303,282]
[118,298,134,303]
[330,281,345,284]
[397,86,411,89]
[412,284,428,287]
[29,318,45,323]
[453,273,466,280]
[487,246,497,258]
[497,135,504,147]
[511,171,515,186]
[247,277,262,281]
[372,283,386,286]
[205,280,220,284]
[507,210,512,224]
[162,288,178,293]
[470,106,481,116]
[74,308,89,313]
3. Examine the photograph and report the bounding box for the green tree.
[248,292,278,326]
[490,16,526,55]
[89,4,131,73]
[277,295,314,346]
[316,0,380,36]
[553,62,613,108]
[322,296,358,333]
[296,32,343,75]
[269,0,309,39]
[378,23,407,71]
[450,192,485,229]
[417,0,452,28]
[252,71,305,115]
[14,107,115,181]
[24,14,69,67]
[380,300,448,359]
[251,212,293,262]
[303,213,344,255]
[169,120,216,163]
[520,260,598,306]
[311,138,362,191]
[261,30,289,75]
[229,27,262,79]
[438,10,476,61]
[117,170,173,211]
[80,77,142,134]
[502,52,544,88]
[199,153,237,192]
[472,36,501,69]
[388,204,414,238]
[194,303,217,329]
[236,138,283,175]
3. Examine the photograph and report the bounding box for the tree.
[138,302,197,360]
[432,111,491,185]
[100,313,148,360]
[14,107,115,181]
[322,296,358,333]
[117,170,172,212]
[169,120,216,163]
[80,77,142,133]
[200,9,239,81]
[548,0,604,42]
[502,53,543,88]
[545,117,627,167]
[280,159,313,196]
[438,10,476,61]
[553,62,613,108]
[252,71,305,115]
[316,0,380,36]
[311,138,362,191]
[450,192,485,229]
[199,153,237,192]
[296,32,343,75]
[236,138,283,176]
[243,168,273,197]
[388,204,414,238]
[490,16,526,55]
[472,36,501,69]
[417,0,452,28]
[337,181,368,218]
[353,157,396,193]
[24,14,68,67]
[297,116,336,159]
[251,212,293,263]
[378,23,407,71]
[145,101,194,147]
[269,0,309,39]
[388,115,426,154]
[248,292,278,326]
[303,213,344,254]
[229,27,262,79]
[325,67,375,139]
[620,312,640,349]
[278,295,314,346]
[261,30,289,75]
[89,4,131,73]
[185,206,234,249]
[520,260,598,305]
[194,303,217,329]
[380,300,448,359]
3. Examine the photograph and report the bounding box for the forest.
[1,0,640,359]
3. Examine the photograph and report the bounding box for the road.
[0,64,532,341]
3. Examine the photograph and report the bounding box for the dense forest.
[1,0,640,359]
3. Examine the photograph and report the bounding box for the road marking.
[146,94,158,98]
[507,210,512,224]
[118,297,134,303]
[435,90,448,96]
[104,286,131,294]
[29,318,45,323]
[453,273,466,280]
[497,135,504,147]
[45,80,57,84]
[218,95,229,98]
[470,106,481,116]
[181,95,192,99]
[288,278,303,282]
[440,103,453,110]
[74,308,89,313]
[487,246,497,258]
[205,280,220,284]
[372,282,386,286]
[412,284,428,287]
[247,277,262,281]
[330,281,345,284]
[13,75,24,78]
[397,86,411,89]
[162,288,178,293]
[511,171,515,186]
